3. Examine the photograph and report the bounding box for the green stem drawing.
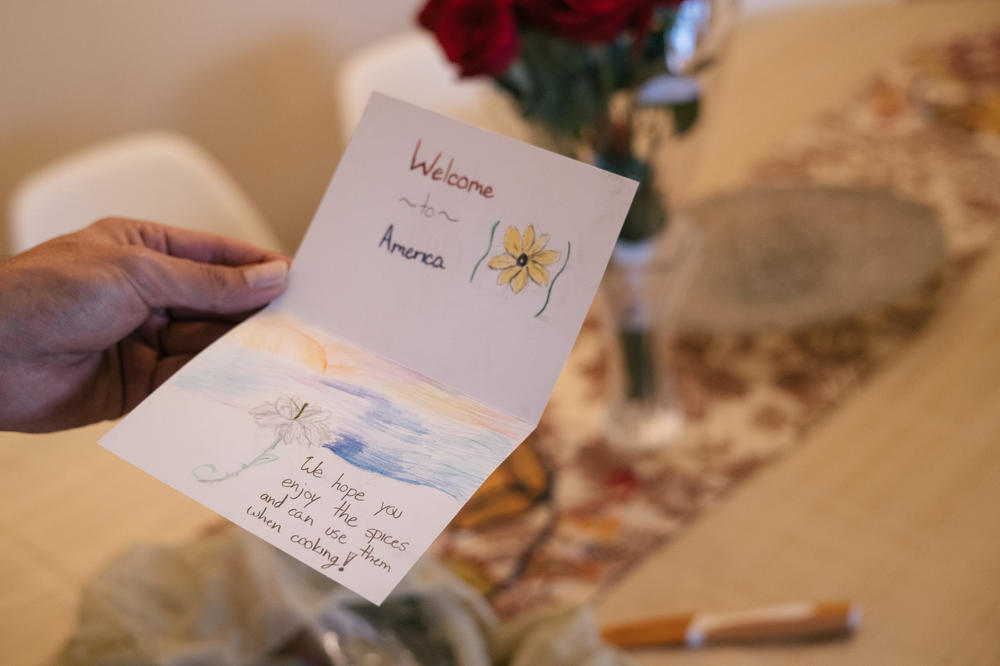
[193,402,310,483]
[470,220,501,282]
[535,241,571,318]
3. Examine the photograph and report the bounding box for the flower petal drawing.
[523,224,535,251]
[488,254,516,269]
[527,262,549,286]
[532,250,559,265]
[249,407,287,430]
[252,395,331,447]
[528,233,550,254]
[512,268,528,293]
[504,225,522,256]
[498,266,520,285]
[488,224,561,295]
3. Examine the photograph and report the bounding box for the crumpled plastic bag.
[50,527,631,666]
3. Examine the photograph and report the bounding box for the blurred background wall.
[0,0,886,256]
[0,0,425,255]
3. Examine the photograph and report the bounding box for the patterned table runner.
[432,28,1000,618]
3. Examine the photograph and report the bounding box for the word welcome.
[410,139,494,198]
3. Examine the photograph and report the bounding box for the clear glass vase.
[603,211,701,450]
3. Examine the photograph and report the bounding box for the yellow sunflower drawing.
[487,225,560,294]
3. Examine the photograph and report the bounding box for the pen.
[601,600,861,648]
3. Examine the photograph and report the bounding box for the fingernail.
[243,260,288,288]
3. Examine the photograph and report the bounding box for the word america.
[379,224,445,269]
[410,139,495,198]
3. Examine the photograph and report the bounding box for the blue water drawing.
[174,344,518,500]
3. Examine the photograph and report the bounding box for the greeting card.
[100,94,637,604]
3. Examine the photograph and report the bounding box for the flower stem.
[535,241,571,317]
[253,435,283,461]
[620,328,656,400]
[470,221,501,282]
[193,434,283,483]
[192,399,311,483]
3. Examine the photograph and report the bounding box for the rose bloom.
[419,0,520,76]
[517,0,682,44]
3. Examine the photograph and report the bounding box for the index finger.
[140,220,289,266]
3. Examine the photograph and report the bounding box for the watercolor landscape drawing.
[176,313,533,500]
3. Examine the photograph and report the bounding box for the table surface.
[595,3,1000,665]
[3,2,1000,664]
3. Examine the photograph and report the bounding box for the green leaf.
[253,452,279,465]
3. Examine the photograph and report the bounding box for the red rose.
[418,0,520,77]
[516,0,680,44]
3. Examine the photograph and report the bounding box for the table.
[595,2,1000,664]
[595,219,1000,664]
[3,2,999,664]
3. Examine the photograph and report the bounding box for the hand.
[0,217,291,433]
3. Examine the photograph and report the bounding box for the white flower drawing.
[250,396,331,447]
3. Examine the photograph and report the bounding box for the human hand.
[0,217,290,432]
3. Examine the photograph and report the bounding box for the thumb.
[135,251,289,313]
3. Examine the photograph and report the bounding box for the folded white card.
[101,94,637,604]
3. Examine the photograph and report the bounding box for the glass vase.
[603,209,701,450]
